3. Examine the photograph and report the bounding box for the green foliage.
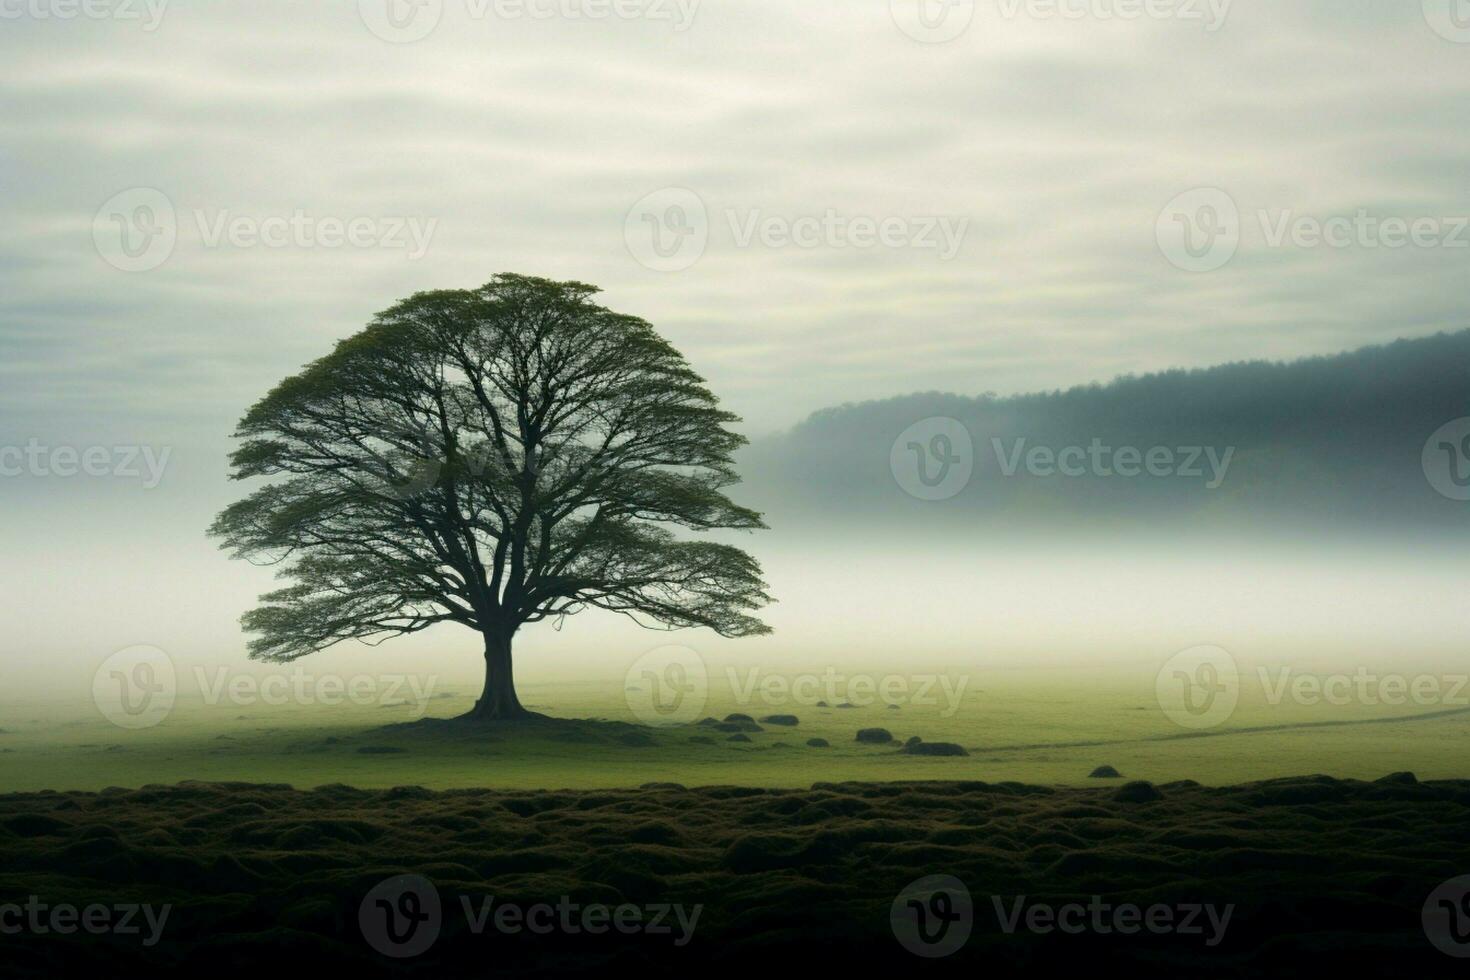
[211,273,771,662]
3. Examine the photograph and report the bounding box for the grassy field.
[3,661,1466,793]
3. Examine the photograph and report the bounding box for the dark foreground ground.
[2,774,1469,976]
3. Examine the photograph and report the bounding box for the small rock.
[356,746,406,755]
[727,733,752,743]
[815,701,829,708]
[1376,771,1418,785]
[887,704,900,710]
[1089,765,1122,779]
[806,738,830,748]
[855,728,894,744]
[689,735,715,744]
[902,741,968,757]
[1115,781,1163,803]
[760,714,799,726]
[724,713,755,723]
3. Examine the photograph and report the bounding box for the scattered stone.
[617,732,656,747]
[727,733,752,743]
[638,782,686,791]
[905,736,922,747]
[816,701,829,708]
[887,704,900,710]
[688,735,715,745]
[1376,771,1418,785]
[356,746,407,755]
[855,728,893,744]
[902,742,968,757]
[714,720,763,733]
[1115,781,1163,803]
[696,717,720,727]
[806,738,830,748]
[835,703,856,709]
[1089,765,1122,779]
[724,713,755,723]
[760,714,799,726]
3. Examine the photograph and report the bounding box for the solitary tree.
[211,274,771,720]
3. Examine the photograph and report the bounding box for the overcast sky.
[3,0,1468,453]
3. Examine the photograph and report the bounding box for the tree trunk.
[463,631,530,720]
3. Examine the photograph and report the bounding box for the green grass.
[4,661,1466,792]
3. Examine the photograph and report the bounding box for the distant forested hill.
[738,330,1470,533]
